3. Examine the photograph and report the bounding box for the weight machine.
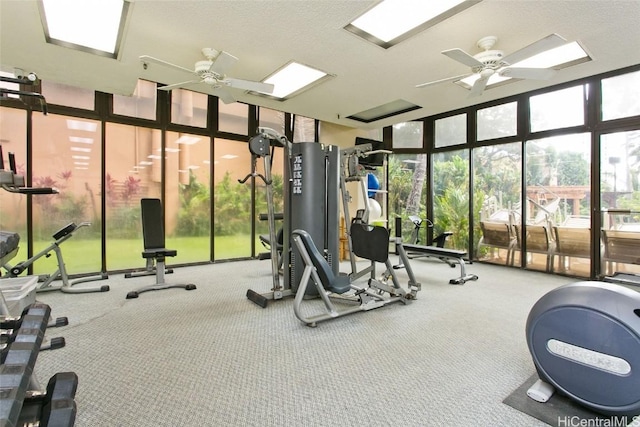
[244,133,422,326]
[243,128,292,306]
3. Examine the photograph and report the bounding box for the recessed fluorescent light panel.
[347,99,422,123]
[257,62,333,100]
[346,0,481,49]
[456,41,591,91]
[39,0,130,58]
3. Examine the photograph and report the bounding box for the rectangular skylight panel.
[264,62,328,99]
[41,0,127,56]
[351,0,468,43]
[510,42,589,68]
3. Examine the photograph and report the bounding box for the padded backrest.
[350,224,389,263]
[292,229,336,288]
[141,198,165,250]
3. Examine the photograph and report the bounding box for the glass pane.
[165,132,211,263]
[41,80,95,110]
[171,89,208,128]
[600,130,640,211]
[477,101,517,141]
[105,123,159,270]
[213,138,252,259]
[218,101,248,135]
[601,70,640,121]
[474,142,522,266]
[32,114,102,275]
[254,146,285,256]
[435,114,466,148]
[526,133,591,276]
[392,121,423,149]
[388,153,427,243]
[293,115,315,142]
[433,150,469,251]
[113,79,157,120]
[258,107,285,136]
[0,108,28,265]
[530,85,584,132]
[600,130,640,278]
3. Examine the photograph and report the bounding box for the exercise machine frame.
[291,225,420,327]
[2,222,109,293]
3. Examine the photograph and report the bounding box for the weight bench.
[401,243,478,285]
[126,198,196,299]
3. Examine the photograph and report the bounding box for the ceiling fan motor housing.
[195,60,215,75]
[473,50,505,72]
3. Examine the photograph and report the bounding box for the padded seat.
[126,198,196,299]
[292,229,350,294]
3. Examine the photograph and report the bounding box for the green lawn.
[4,235,259,276]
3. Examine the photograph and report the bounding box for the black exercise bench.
[126,198,196,299]
[400,243,478,285]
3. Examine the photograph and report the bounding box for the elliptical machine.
[526,281,640,417]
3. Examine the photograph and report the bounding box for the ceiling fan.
[139,48,274,104]
[416,34,567,97]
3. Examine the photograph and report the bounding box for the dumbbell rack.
[1,303,78,426]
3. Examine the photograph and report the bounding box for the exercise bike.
[2,222,109,294]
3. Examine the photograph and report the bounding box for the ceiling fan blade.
[212,86,236,104]
[501,33,567,65]
[209,51,238,75]
[469,77,488,97]
[224,78,274,94]
[416,73,471,88]
[139,55,194,74]
[158,80,201,91]
[442,48,483,68]
[500,67,556,80]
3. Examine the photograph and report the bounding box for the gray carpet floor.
[29,257,575,426]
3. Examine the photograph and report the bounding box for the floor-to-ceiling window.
[212,138,252,259]
[432,150,470,252]
[0,107,28,265]
[474,142,522,265]
[165,131,211,264]
[389,121,426,242]
[31,114,102,275]
[525,133,591,275]
[104,123,159,271]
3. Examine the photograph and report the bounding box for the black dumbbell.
[40,372,79,427]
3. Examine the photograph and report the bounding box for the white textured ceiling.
[1,0,639,129]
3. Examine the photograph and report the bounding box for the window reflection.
[113,79,157,120]
[32,114,102,275]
